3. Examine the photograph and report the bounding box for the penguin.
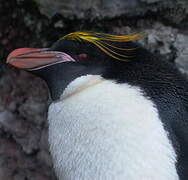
[6,32,188,180]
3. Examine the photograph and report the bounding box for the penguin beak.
[6,48,75,70]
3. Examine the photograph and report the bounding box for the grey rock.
[33,0,146,19]
[138,22,178,61]
[15,126,41,154]
[33,0,188,25]
[142,25,188,75]
[37,150,53,167]
[0,168,12,180]
[141,0,162,3]
[0,68,57,180]
[174,34,188,74]
[0,111,27,138]
[18,98,47,126]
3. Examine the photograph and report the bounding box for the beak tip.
[6,48,41,68]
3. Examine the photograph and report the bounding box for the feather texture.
[61,32,145,60]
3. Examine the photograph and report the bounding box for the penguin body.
[48,75,178,180]
[6,32,188,180]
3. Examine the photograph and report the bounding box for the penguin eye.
[75,53,88,61]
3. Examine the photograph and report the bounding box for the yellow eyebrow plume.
[61,32,145,61]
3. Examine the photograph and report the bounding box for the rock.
[0,111,27,138]
[143,23,188,75]
[33,0,188,26]
[174,34,188,75]
[138,22,178,61]
[0,168,12,180]
[0,67,57,180]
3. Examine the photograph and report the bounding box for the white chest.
[48,75,179,180]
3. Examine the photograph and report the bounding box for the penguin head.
[6,32,143,100]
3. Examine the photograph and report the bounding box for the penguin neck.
[60,75,104,101]
[31,63,105,101]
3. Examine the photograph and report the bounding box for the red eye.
[76,53,88,61]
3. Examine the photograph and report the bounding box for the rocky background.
[0,0,188,179]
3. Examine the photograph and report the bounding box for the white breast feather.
[48,75,179,180]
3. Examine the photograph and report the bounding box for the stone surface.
[0,68,57,180]
[33,0,188,26]
[174,33,188,74]
[142,23,188,74]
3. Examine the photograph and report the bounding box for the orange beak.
[6,48,75,70]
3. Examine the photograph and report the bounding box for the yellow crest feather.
[61,32,145,61]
